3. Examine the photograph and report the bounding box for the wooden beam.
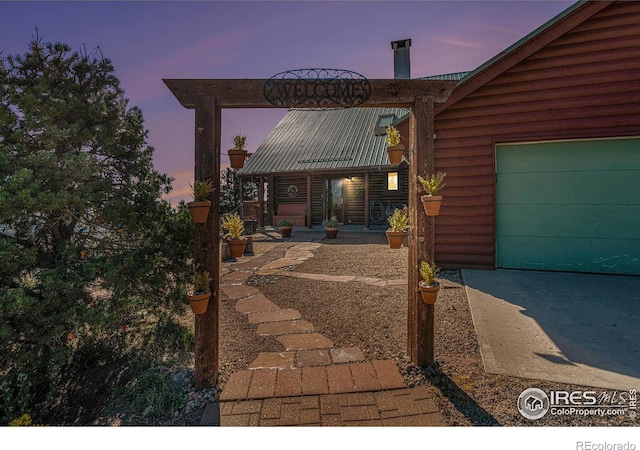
[164,79,456,109]
[407,96,435,366]
[306,173,313,228]
[257,177,265,229]
[194,96,221,390]
[364,171,370,229]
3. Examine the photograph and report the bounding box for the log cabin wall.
[433,1,640,268]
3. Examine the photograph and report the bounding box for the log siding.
[433,1,640,268]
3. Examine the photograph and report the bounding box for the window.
[387,172,398,191]
[374,114,396,136]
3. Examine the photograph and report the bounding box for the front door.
[324,178,344,224]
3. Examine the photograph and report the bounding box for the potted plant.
[418,261,440,304]
[228,134,248,169]
[221,212,247,258]
[277,218,293,238]
[418,172,446,216]
[187,271,211,314]
[386,207,408,249]
[188,180,213,224]
[385,125,405,166]
[322,217,339,239]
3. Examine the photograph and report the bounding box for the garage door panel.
[497,139,640,173]
[498,204,596,238]
[591,239,640,275]
[498,171,640,205]
[594,205,640,239]
[497,236,593,271]
[496,138,640,275]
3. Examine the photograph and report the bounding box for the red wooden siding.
[433,1,640,268]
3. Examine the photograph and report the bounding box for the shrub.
[418,172,446,196]
[388,207,409,232]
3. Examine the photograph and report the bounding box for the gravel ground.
[163,231,636,427]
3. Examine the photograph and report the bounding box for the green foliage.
[193,272,211,294]
[418,172,447,195]
[108,364,186,425]
[0,37,192,422]
[387,207,409,232]
[232,134,247,150]
[221,212,245,239]
[420,261,439,286]
[219,167,257,214]
[322,218,339,228]
[190,180,213,202]
[278,219,293,227]
[384,125,401,147]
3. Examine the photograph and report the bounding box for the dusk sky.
[2,0,576,205]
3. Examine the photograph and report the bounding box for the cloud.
[435,37,483,49]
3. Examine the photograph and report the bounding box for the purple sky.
[2,0,575,205]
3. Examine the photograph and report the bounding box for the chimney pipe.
[391,39,411,79]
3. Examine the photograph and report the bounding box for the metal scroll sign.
[264,68,371,109]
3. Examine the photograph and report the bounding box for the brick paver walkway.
[204,231,446,426]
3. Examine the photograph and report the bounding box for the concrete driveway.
[462,269,640,391]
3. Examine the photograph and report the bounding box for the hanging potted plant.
[418,261,440,304]
[222,212,247,258]
[228,134,248,169]
[322,217,339,239]
[386,207,408,249]
[418,172,446,216]
[385,125,405,166]
[188,180,213,224]
[187,271,211,315]
[277,218,293,238]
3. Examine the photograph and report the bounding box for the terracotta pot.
[188,200,211,224]
[386,144,405,166]
[386,230,406,249]
[421,195,443,216]
[324,227,338,239]
[419,281,440,304]
[228,149,248,169]
[227,238,248,258]
[279,226,292,238]
[187,291,210,315]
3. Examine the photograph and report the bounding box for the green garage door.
[496,138,640,275]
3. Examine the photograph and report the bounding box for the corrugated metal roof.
[239,107,407,175]
[418,71,470,82]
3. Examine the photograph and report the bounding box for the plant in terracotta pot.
[187,271,211,314]
[418,172,446,216]
[386,207,408,249]
[228,134,248,169]
[221,212,247,258]
[322,217,339,239]
[418,261,440,304]
[188,180,213,224]
[277,218,293,238]
[385,125,405,166]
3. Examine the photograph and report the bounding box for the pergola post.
[194,95,221,390]
[407,95,435,366]
[257,177,265,230]
[306,173,313,228]
[364,171,370,230]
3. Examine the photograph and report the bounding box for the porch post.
[364,171,370,230]
[307,173,313,228]
[257,176,265,230]
[408,95,435,366]
[194,95,221,389]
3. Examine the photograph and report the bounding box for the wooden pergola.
[164,78,456,389]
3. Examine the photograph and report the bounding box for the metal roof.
[238,107,407,175]
[418,71,470,82]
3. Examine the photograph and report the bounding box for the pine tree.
[0,38,192,421]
